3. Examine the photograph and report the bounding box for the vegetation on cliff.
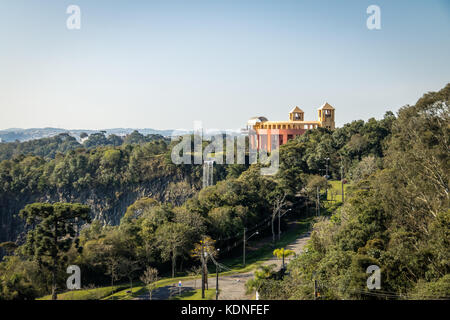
[0,84,448,300]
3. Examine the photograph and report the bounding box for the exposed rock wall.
[0,176,198,244]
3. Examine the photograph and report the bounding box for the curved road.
[138,230,311,300]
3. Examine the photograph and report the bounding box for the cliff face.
[0,175,198,244]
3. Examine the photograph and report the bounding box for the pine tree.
[20,203,90,300]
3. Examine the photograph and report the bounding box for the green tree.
[155,223,191,278]
[273,248,296,269]
[20,202,91,300]
[246,264,277,295]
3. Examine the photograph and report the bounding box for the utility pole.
[205,252,209,290]
[243,229,259,267]
[278,211,281,241]
[278,208,291,240]
[215,262,219,300]
[243,228,246,267]
[201,243,205,299]
[325,158,330,199]
[316,186,320,216]
[314,279,318,300]
[341,165,345,203]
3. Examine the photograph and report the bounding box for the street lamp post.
[316,186,320,216]
[341,165,345,203]
[325,158,330,199]
[216,263,219,300]
[201,247,206,299]
[243,228,246,267]
[243,229,259,267]
[215,263,219,300]
[215,248,220,300]
[278,208,292,240]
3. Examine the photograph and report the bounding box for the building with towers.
[245,103,336,152]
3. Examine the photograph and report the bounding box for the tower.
[289,106,304,121]
[318,102,335,130]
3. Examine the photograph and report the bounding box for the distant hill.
[0,127,242,143]
[0,128,179,143]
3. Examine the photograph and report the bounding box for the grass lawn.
[103,284,147,300]
[327,180,350,203]
[170,289,216,300]
[37,284,128,300]
[102,275,203,300]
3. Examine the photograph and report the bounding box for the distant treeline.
[0,130,168,161]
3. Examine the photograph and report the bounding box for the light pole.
[243,229,259,267]
[203,248,220,300]
[215,248,220,300]
[325,158,330,199]
[341,166,344,203]
[201,245,206,299]
[316,186,320,216]
[278,208,292,240]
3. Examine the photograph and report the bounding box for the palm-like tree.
[246,264,277,295]
[273,248,296,269]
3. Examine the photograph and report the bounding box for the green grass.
[327,180,350,203]
[103,284,147,300]
[170,289,216,300]
[103,275,206,300]
[322,180,352,215]
[37,284,128,300]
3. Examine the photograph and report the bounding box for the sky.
[0,0,449,131]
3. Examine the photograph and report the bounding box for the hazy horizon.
[1,0,449,131]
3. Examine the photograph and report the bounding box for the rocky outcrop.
[0,176,199,244]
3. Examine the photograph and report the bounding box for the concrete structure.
[246,103,335,152]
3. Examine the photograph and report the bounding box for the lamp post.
[278,208,292,240]
[325,158,330,199]
[201,246,206,299]
[341,165,345,203]
[215,248,220,300]
[203,248,221,300]
[243,229,259,267]
[316,186,320,216]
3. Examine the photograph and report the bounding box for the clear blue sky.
[0,0,449,131]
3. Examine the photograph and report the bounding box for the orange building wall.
[250,128,307,152]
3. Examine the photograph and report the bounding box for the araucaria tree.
[20,203,91,300]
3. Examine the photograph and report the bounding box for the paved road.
[137,230,311,300]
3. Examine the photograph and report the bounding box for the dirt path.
[139,230,311,300]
